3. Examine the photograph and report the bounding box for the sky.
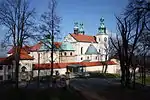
[33,0,128,37]
[0,0,128,40]
[0,0,128,56]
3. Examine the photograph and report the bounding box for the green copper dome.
[60,41,75,51]
[39,38,59,51]
[98,17,106,34]
[85,44,98,55]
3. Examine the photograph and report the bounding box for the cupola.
[98,17,106,34]
[78,23,85,35]
[74,22,79,34]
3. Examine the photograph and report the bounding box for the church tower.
[96,17,109,61]
[74,22,79,34]
[73,22,85,35]
[78,23,85,35]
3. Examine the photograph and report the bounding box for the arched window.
[95,56,98,60]
[81,47,83,54]
[99,49,101,52]
[87,56,89,59]
[64,52,67,56]
[60,52,62,56]
[70,52,72,56]
[99,38,100,42]
[81,57,83,60]
[104,37,107,42]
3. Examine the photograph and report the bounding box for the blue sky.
[33,0,128,37]
[0,0,128,41]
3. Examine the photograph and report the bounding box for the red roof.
[30,42,42,51]
[2,49,34,65]
[8,45,31,54]
[70,33,97,43]
[54,42,62,49]
[30,41,62,51]
[33,61,117,70]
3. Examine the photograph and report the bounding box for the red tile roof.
[30,41,62,51]
[8,45,31,54]
[54,42,62,49]
[1,49,34,65]
[33,61,117,70]
[70,33,97,43]
[30,42,42,51]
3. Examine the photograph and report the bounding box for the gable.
[63,34,77,43]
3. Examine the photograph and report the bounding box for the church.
[0,18,120,81]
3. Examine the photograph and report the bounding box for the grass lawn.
[0,87,84,100]
[136,76,150,85]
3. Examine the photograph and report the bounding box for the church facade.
[0,18,120,81]
[30,17,109,64]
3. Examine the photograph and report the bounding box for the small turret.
[78,23,85,35]
[98,17,106,34]
[74,22,79,34]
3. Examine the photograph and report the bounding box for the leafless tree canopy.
[0,0,35,88]
[0,0,35,47]
[110,0,150,88]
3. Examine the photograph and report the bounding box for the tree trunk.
[104,64,108,73]
[102,64,105,73]
[143,54,146,86]
[133,68,136,89]
[37,52,40,88]
[15,55,20,89]
[125,66,130,88]
[120,63,125,87]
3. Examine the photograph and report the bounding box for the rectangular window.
[0,66,3,70]
[0,76,3,80]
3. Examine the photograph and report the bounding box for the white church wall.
[85,65,120,74]
[33,68,66,77]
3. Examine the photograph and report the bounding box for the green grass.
[136,76,150,85]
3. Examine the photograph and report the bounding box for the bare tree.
[102,39,115,73]
[39,0,61,87]
[0,0,35,88]
[110,13,145,88]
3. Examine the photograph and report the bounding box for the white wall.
[33,68,66,77]
[32,64,120,77]
[85,65,120,74]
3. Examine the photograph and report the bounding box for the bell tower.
[74,22,79,34]
[95,17,109,61]
[98,17,106,34]
[78,23,85,35]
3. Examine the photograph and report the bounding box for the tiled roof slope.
[70,33,97,43]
